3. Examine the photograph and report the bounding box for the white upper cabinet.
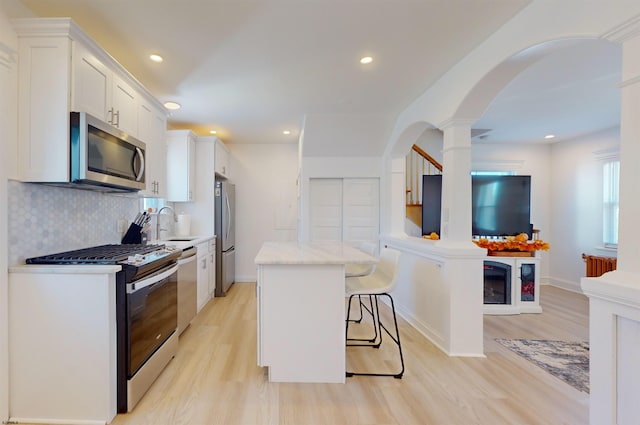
[15,31,71,182]
[111,74,138,136]
[215,139,230,178]
[72,41,111,122]
[139,102,168,198]
[13,18,164,184]
[72,42,138,136]
[166,130,197,202]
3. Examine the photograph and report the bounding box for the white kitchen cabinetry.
[138,102,168,197]
[215,139,231,178]
[167,130,197,202]
[8,265,121,423]
[254,242,376,383]
[110,74,138,136]
[72,41,138,136]
[173,136,219,237]
[13,18,164,183]
[72,41,110,122]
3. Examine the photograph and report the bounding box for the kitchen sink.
[165,237,198,242]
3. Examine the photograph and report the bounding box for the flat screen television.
[471,175,531,237]
[421,175,532,237]
[421,175,442,235]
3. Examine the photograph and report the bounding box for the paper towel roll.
[176,214,191,236]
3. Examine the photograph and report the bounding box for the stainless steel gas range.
[26,243,181,412]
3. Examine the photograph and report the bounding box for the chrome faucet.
[156,206,177,240]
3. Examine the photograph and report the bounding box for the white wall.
[549,127,619,291]
[229,143,298,282]
[471,142,552,280]
[0,2,16,420]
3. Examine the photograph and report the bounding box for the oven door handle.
[177,252,197,266]
[127,264,178,294]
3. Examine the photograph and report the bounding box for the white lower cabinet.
[8,266,120,423]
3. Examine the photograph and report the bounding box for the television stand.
[482,254,542,315]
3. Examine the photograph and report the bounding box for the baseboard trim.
[235,275,256,283]
[393,301,449,355]
[545,277,584,294]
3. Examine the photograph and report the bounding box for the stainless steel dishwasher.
[177,246,198,335]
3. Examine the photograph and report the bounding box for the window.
[603,160,619,247]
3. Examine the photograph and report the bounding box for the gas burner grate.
[26,244,165,265]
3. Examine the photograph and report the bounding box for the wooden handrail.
[406,144,442,227]
[411,144,442,172]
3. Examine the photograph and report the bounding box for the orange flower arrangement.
[473,233,550,252]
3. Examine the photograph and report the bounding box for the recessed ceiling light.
[360,56,373,64]
[544,134,556,139]
[210,130,217,135]
[163,101,181,110]
[283,130,291,135]
[149,54,163,63]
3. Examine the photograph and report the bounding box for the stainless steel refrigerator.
[215,179,235,296]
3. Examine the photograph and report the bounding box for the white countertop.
[255,241,378,265]
[152,235,216,250]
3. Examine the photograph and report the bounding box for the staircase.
[406,144,442,228]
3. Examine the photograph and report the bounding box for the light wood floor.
[109,283,589,425]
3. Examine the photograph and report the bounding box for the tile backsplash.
[8,180,141,265]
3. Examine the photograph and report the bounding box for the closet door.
[343,178,379,243]
[309,178,379,243]
[309,179,343,241]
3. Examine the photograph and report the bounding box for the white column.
[0,31,17,422]
[582,25,640,425]
[616,34,640,274]
[439,119,474,243]
[389,157,406,235]
[437,119,484,356]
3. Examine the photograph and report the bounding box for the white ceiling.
[3,0,621,155]
[473,38,621,145]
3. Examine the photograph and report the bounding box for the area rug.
[495,338,589,393]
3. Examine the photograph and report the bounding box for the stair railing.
[406,144,442,207]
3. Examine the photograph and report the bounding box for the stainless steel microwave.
[70,111,146,191]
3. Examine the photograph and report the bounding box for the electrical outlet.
[117,219,128,234]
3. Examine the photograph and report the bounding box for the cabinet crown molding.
[12,17,164,112]
[0,41,16,70]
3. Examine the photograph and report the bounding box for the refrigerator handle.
[226,193,231,241]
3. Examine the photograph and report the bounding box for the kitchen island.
[255,241,377,383]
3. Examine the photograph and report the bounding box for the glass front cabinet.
[483,256,541,315]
